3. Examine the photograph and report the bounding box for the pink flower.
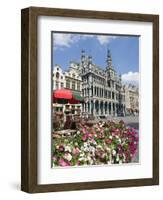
[58,158,71,167]
[114,128,120,135]
[82,128,86,133]
[82,134,88,141]
[52,156,57,161]
[77,161,80,165]
[58,145,64,152]
[105,138,112,144]
[73,147,80,155]
[88,133,93,138]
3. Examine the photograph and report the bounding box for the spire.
[88,55,92,65]
[106,48,113,69]
[81,49,85,65]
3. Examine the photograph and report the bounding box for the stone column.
[93,100,95,115]
[86,102,88,113]
[123,104,126,116]
[107,102,109,115]
[111,102,113,116]
[115,104,117,117]
[89,100,92,115]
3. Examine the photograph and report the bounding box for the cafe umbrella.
[53,89,84,104]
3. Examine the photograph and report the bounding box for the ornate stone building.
[64,62,82,95]
[53,62,82,95]
[124,84,139,115]
[79,49,126,117]
[53,64,65,90]
[53,63,83,118]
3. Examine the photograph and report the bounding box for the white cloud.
[53,33,95,48]
[122,71,139,85]
[53,33,80,48]
[53,33,118,48]
[96,35,117,45]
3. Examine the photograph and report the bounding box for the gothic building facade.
[79,50,126,117]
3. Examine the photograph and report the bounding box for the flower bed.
[52,120,139,167]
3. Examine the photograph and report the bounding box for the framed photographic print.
[21,7,159,193]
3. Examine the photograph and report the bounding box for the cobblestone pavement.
[109,116,139,130]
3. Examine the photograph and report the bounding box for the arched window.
[56,72,59,79]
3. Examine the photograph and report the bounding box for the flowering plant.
[52,120,139,167]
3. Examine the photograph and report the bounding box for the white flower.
[64,153,72,161]
[79,157,84,161]
[80,153,85,157]
[107,161,111,165]
[84,142,88,147]
[89,146,95,153]
[116,154,119,162]
[109,135,113,139]
[112,149,116,156]
[111,160,114,164]
[81,146,84,151]
[77,131,80,135]
[118,138,121,144]
[74,142,78,146]
[84,157,88,162]
[89,159,94,165]
[83,147,89,152]
[97,145,103,149]
[64,146,71,152]
[87,156,92,161]
[106,147,111,152]
[122,153,126,162]
[119,160,123,164]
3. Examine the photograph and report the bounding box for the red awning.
[53,89,72,100]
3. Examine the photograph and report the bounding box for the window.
[91,86,93,96]
[82,89,84,96]
[72,81,76,90]
[61,82,64,88]
[108,91,111,99]
[112,92,114,99]
[77,82,80,91]
[56,81,59,89]
[66,80,70,89]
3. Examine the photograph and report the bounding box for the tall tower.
[81,49,85,66]
[106,48,115,79]
[106,49,113,70]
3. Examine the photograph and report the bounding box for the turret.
[88,55,92,65]
[81,49,85,65]
[106,49,113,69]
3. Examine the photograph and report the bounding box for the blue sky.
[52,32,139,85]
